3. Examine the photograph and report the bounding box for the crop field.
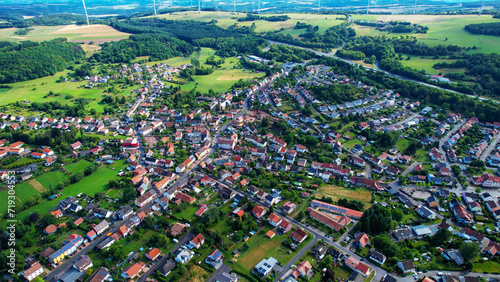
[0,70,136,111]
[352,14,500,54]
[0,24,130,43]
[150,11,345,34]
[318,185,372,204]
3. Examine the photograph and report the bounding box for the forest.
[263,23,356,51]
[110,18,268,57]
[0,14,91,28]
[0,39,84,83]
[91,33,194,63]
[464,22,500,36]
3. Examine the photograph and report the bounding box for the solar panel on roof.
[338,209,346,213]
[330,206,338,211]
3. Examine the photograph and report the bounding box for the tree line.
[464,22,500,36]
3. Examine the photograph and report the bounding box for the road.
[480,132,500,162]
[267,40,497,104]
[207,264,231,282]
[438,120,467,190]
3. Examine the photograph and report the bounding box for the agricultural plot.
[0,24,130,43]
[317,185,372,204]
[352,14,500,54]
[150,11,345,33]
[35,170,68,191]
[64,160,92,174]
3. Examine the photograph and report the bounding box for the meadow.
[316,185,372,209]
[149,11,345,34]
[351,14,500,54]
[399,56,458,75]
[0,24,130,43]
[0,69,136,111]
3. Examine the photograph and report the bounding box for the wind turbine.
[479,0,485,15]
[153,0,157,15]
[234,0,236,12]
[318,0,321,14]
[81,0,89,25]
[258,0,260,14]
[413,0,417,14]
[366,0,370,15]
[198,0,201,13]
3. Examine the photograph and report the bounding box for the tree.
[297,210,306,221]
[429,227,452,246]
[142,216,156,229]
[108,179,119,188]
[460,242,479,262]
[320,254,333,269]
[392,209,403,222]
[41,214,57,227]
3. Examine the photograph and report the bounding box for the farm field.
[0,24,130,43]
[351,14,500,54]
[35,170,68,190]
[0,70,137,111]
[149,11,345,33]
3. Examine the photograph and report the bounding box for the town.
[2,56,500,282]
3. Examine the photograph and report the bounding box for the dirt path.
[28,179,47,193]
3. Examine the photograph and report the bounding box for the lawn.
[238,229,296,270]
[62,164,125,197]
[333,266,352,281]
[352,14,500,54]
[173,205,200,222]
[395,138,412,154]
[64,160,92,174]
[0,182,40,214]
[343,139,363,150]
[35,170,68,190]
[472,260,500,274]
[319,185,372,204]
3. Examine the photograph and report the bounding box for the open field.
[178,265,210,282]
[318,185,373,204]
[352,14,500,54]
[0,70,136,111]
[64,160,92,174]
[35,170,68,190]
[238,230,298,270]
[400,56,458,75]
[0,24,130,43]
[148,11,345,34]
[27,179,46,193]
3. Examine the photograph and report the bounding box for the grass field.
[148,11,346,34]
[352,14,500,54]
[35,170,68,190]
[0,70,136,111]
[27,179,46,193]
[64,160,92,174]
[400,56,458,75]
[0,24,130,43]
[238,230,297,270]
[318,185,372,204]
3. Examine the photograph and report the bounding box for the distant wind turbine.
[413,0,417,14]
[258,0,260,14]
[479,0,485,15]
[366,0,370,15]
[81,0,89,26]
[198,0,201,13]
[153,0,157,15]
[234,0,236,12]
[318,0,321,14]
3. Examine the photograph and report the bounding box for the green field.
[35,170,69,190]
[149,11,345,34]
[0,182,40,214]
[0,70,136,111]
[0,24,130,43]
[64,160,92,174]
[400,56,458,75]
[352,14,500,54]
